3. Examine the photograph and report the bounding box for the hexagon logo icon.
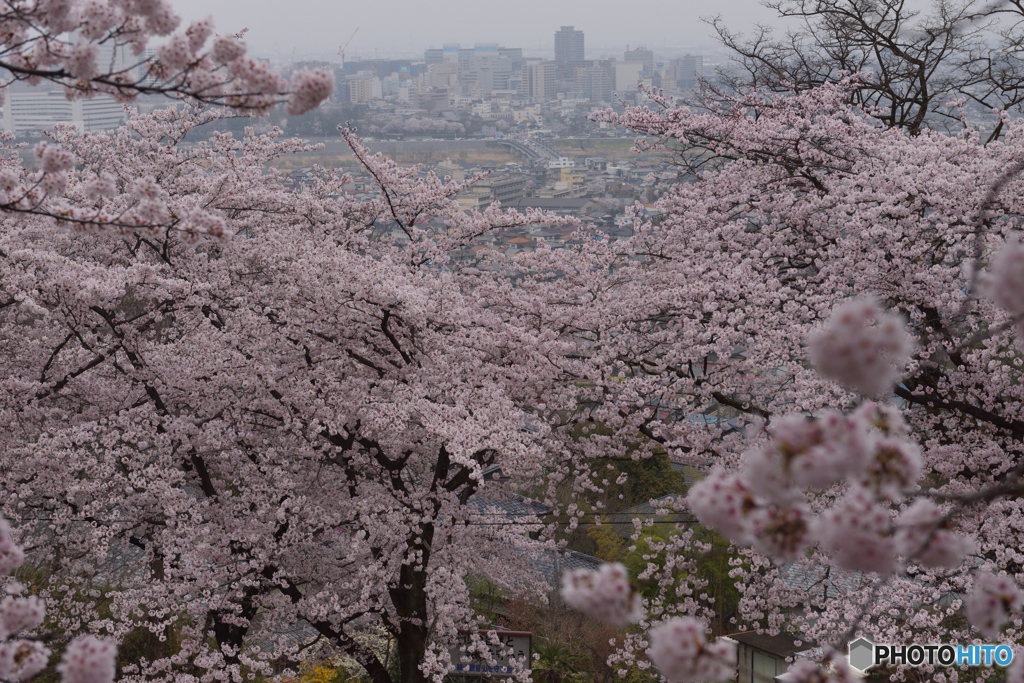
[848,637,875,672]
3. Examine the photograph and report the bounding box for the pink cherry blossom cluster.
[0,1,333,116]
[565,76,1024,678]
[1009,658,1024,683]
[0,592,46,643]
[687,402,972,572]
[986,238,1024,347]
[646,617,736,683]
[0,638,49,682]
[0,521,49,683]
[14,66,1024,681]
[560,562,644,626]
[0,1,342,234]
[807,298,914,397]
[57,636,117,683]
[364,115,467,136]
[286,68,335,117]
[965,570,1024,638]
[988,239,1024,318]
[894,498,976,569]
[0,111,280,239]
[0,516,116,683]
[0,518,22,576]
[64,43,100,81]
[34,141,76,197]
[781,654,856,682]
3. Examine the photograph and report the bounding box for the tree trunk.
[393,563,430,683]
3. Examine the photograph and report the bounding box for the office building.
[519,62,557,101]
[457,173,526,211]
[623,46,655,75]
[348,75,382,103]
[339,59,419,78]
[555,26,585,63]
[3,87,127,134]
[574,66,613,103]
[499,47,524,73]
[671,54,704,90]
[427,62,459,89]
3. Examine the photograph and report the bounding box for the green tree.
[532,642,586,683]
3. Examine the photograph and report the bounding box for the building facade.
[348,76,382,103]
[3,88,127,135]
[554,26,585,63]
[519,62,557,101]
[574,66,613,103]
[623,46,655,75]
[672,54,704,90]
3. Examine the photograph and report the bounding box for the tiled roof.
[777,562,870,600]
[532,548,604,586]
[469,495,552,518]
[726,631,816,658]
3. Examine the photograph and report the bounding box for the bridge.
[494,138,561,162]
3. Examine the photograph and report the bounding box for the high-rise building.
[3,86,126,134]
[431,43,524,95]
[498,47,523,73]
[348,75,382,103]
[554,26,584,63]
[519,62,557,101]
[672,54,704,90]
[574,66,613,103]
[426,62,459,89]
[461,53,515,96]
[340,59,418,78]
[623,46,655,75]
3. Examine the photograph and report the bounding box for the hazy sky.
[167,0,781,61]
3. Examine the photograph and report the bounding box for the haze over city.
[166,0,781,59]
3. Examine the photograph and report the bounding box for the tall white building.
[519,62,556,101]
[3,89,127,135]
[348,76,382,103]
[554,26,585,63]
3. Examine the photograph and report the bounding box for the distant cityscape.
[0,25,710,135]
[301,25,704,108]
[0,24,703,254]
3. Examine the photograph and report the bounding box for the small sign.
[449,630,531,677]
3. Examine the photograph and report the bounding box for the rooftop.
[725,631,817,658]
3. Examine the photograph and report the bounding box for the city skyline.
[166,0,781,59]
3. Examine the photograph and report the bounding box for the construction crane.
[337,27,360,69]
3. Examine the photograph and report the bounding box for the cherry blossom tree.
[0,0,331,114]
[0,104,602,683]
[11,15,1024,683]
[2,513,118,683]
[0,0,333,239]
[544,81,1024,681]
[707,0,1024,138]
[363,115,465,137]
